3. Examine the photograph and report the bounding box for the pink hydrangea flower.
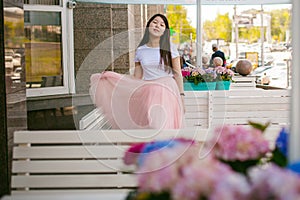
[209,125,270,161]
[135,140,251,200]
[137,143,199,193]
[172,156,232,200]
[210,173,251,200]
[248,164,300,200]
[122,126,300,200]
[137,147,181,192]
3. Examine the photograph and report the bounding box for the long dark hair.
[138,14,173,72]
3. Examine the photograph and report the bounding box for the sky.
[185,4,292,27]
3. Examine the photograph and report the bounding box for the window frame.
[24,0,75,97]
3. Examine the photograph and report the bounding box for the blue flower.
[138,140,179,166]
[288,161,300,175]
[275,127,289,157]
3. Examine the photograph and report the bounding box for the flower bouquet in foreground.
[123,123,300,200]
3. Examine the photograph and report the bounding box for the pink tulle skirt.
[89,71,184,129]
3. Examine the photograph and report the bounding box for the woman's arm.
[172,56,185,112]
[134,62,143,79]
[172,56,184,94]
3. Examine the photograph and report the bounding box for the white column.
[196,0,202,67]
[234,5,239,60]
[260,5,264,67]
[289,0,300,163]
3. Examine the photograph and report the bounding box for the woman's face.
[148,16,166,38]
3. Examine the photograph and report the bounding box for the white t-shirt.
[134,43,179,80]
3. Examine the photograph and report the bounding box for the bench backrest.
[210,89,290,127]
[79,108,111,130]
[80,89,290,130]
[11,127,281,194]
[11,129,210,194]
[185,89,290,128]
[231,76,256,89]
[184,91,209,128]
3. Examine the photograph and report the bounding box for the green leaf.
[269,147,288,167]
[169,27,175,36]
[220,159,259,175]
[248,121,270,132]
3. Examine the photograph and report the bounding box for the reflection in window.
[166,5,197,67]
[24,0,60,5]
[24,11,63,88]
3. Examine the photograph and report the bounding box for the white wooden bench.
[185,89,290,128]
[11,127,281,195]
[210,89,290,127]
[81,89,290,130]
[79,108,111,130]
[231,75,256,89]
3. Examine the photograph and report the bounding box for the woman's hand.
[172,56,186,114]
[181,95,186,114]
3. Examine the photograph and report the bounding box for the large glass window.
[24,0,74,97]
[24,11,63,88]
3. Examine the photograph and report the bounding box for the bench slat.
[212,118,289,125]
[12,160,132,173]
[79,108,111,130]
[184,98,208,106]
[213,97,290,105]
[211,89,290,97]
[13,129,210,144]
[85,116,106,129]
[13,146,128,159]
[184,112,209,118]
[185,91,209,97]
[185,122,208,128]
[11,189,130,195]
[185,105,208,112]
[213,104,289,111]
[79,108,103,129]
[11,174,137,188]
[213,111,289,118]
